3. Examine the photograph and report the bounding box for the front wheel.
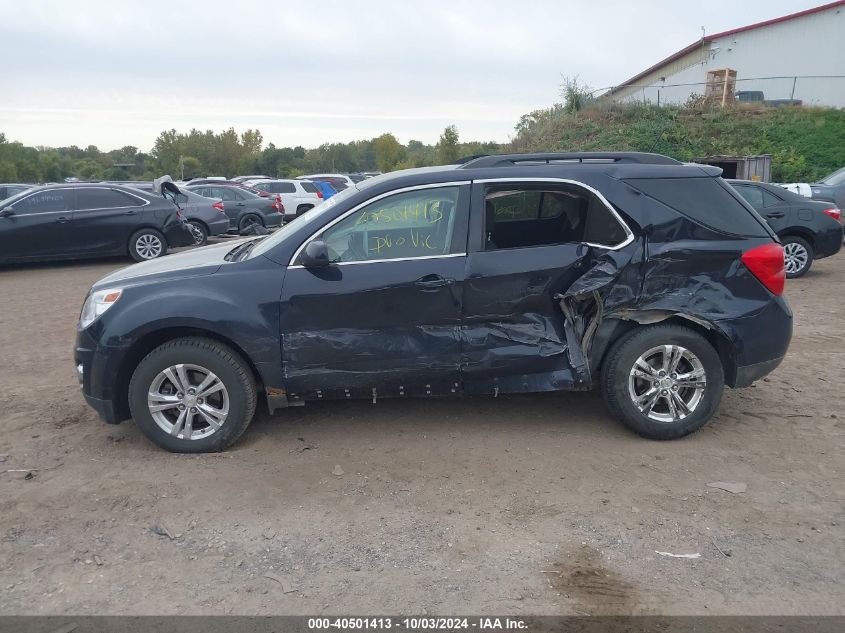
[602,324,724,440]
[782,236,813,278]
[128,337,257,452]
[129,228,168,262]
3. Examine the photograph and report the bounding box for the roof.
[609,0,845,93]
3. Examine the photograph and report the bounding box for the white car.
[245,179,322,220]
[298,173,356,192]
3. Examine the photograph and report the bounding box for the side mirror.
[0,208,13,218]
[301,239,330,268]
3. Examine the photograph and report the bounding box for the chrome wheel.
[147,363,229,440]
[135,233,163,260]
[627,345,706,423]
[783,242,809,275]
[188,222,205,245]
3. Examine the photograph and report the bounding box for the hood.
[93,238,255,290]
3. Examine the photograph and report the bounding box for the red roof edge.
[708,0,845,39]
[609,0,845,94]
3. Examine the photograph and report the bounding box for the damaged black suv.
[75,152,792,452]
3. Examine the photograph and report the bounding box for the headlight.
[79,288,122,329]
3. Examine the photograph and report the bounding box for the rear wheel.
[782,236,813,278]
[187,220,208,246]
[129,228,167,262]
[296,204,314,216]
[238,214,263,234]
[602,324,724,440]
[128,337,257,453]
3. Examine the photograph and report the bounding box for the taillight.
[212,201,225,213]
[176,209,185,221]
[822,207,841,221]
[741,243,785,296]
[273,195,285,213]
[316,190,323,199]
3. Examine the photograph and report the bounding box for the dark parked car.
[76,152,792,452]
[809,167,845,212]
[0,183,193,264]
[729,179,842,277]
[107,182,230,245]
[183,184,283,234]
[183,178,272,198]
[0,183,33,201]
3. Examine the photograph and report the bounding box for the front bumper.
[75,328,130,424]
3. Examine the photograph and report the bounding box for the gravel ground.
[0,250,842,616]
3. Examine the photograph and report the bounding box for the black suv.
[728,179,842,277]
[75,153,793,452]
[0,183,193,263]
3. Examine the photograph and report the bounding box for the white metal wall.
[611,4,845,106]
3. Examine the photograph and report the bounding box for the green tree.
[0,160,18,181]
[372,133,405,172]
[437,125,460,164]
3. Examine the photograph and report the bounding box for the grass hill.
[509,102,845,182]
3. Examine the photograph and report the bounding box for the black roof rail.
[458,152,681,168]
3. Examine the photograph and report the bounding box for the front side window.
[9,189,73,214]
[483,184,628,250]
[321,187,461,263]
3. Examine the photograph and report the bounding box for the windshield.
[820,167,845,186]
[249,184,360,259]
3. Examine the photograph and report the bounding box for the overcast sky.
[0,0,825,151]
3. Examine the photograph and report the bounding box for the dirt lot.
[0,251,843,616]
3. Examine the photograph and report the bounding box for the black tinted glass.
[11,189,72,214]
[626,177,769,237]
[76,188,141,210]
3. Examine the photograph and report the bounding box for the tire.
[238,214,263,234]
[128,337,257,453]
[129,228,168,262]
[187,220,208,246]
[782,235,813,278]
[296,205,314,216]
[601,324,724,440]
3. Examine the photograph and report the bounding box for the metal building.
[602,1,845,107]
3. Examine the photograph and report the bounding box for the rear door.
[279,183,470,400]
[0,188,74,260]
[69,187,149,255]
[461,178,632,394]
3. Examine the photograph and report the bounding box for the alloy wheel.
[783,242,809,275]
[147,363,229,440]
[627,345,706,423]
[135,234,163,260]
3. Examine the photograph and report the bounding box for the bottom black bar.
[0,617,844,633]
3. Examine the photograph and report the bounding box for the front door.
[0,188,74,261]
[461,178,632,394]
[279,183,470,401]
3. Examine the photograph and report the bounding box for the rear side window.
[627,177,769,237]
[300,181,318,193]
[76,188,143,210]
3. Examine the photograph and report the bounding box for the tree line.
[0,125,500,183]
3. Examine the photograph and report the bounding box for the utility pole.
[179,155,184,181]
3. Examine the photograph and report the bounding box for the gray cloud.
[0,0,821,150]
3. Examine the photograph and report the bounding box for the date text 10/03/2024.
[307,617,528,630]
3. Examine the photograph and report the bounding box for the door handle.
[57,216,69,223]
[766,212,785,219]
[414,274,455,290]
[125,209,138,215]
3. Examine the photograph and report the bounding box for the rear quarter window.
[626,177,770,237]
[300,182,318,193]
